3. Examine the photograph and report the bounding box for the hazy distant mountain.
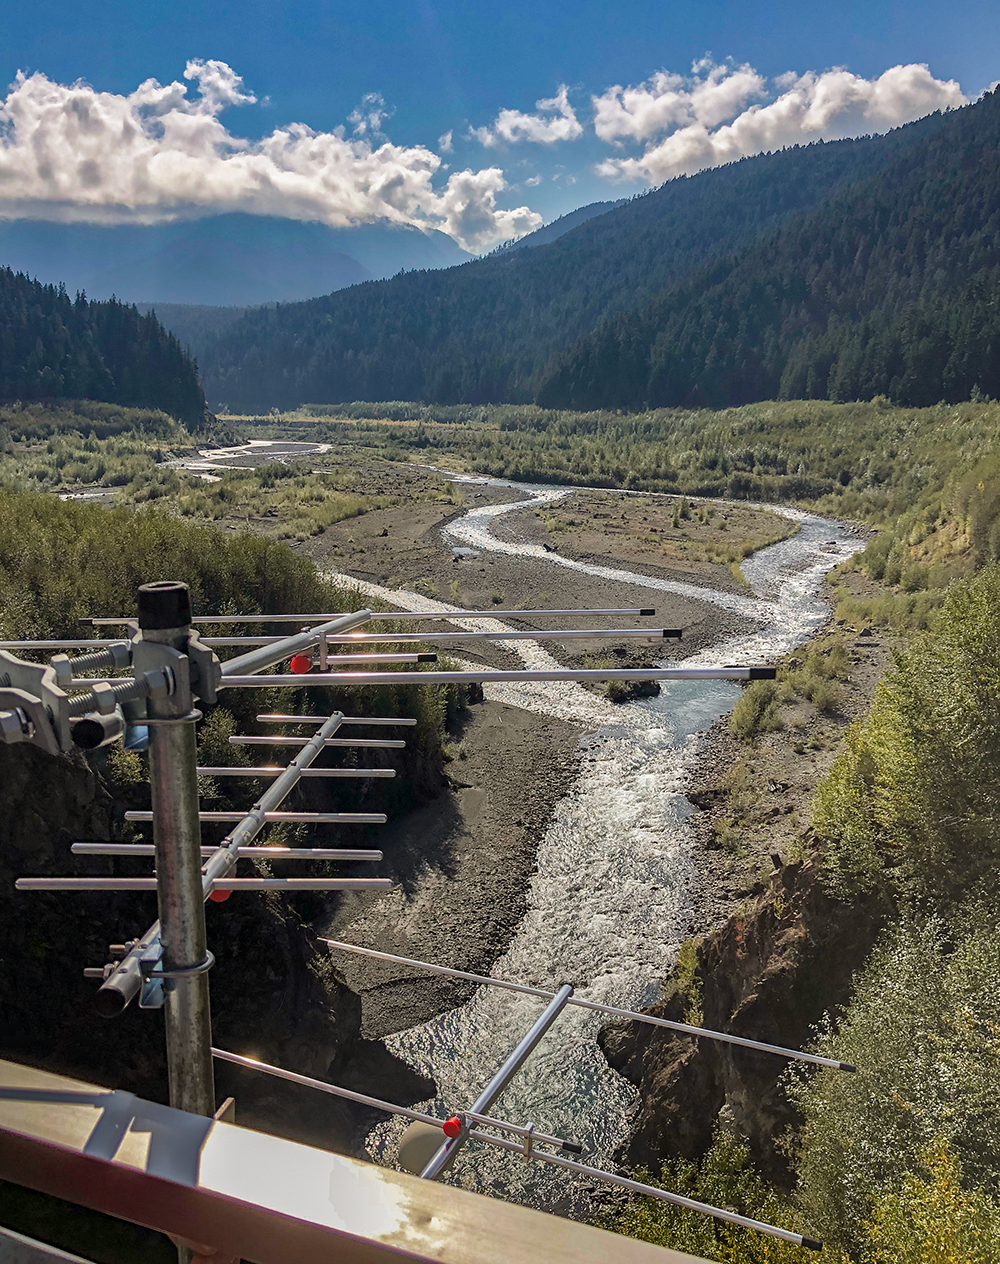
[503,199,627,251]
[0,215,472,306]
[139,207,616,364]
[136,303,252,362]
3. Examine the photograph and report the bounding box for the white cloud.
[471,84,583,147]
[594,62,766,143]
[348,91,393,138]
[0,60,541,252]
[524,174,544,187]
[438,129,453,153]
[595,61,967,184]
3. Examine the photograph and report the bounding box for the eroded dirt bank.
[599,854,889,1182]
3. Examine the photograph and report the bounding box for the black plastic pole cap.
[137,581,192,631]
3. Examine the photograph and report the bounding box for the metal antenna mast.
[136,581,216,1119]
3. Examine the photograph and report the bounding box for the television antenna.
[1,582,832,1254]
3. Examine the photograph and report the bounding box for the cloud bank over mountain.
[593,61,967,182]
[0,55,968,252]
[0,60,541,252]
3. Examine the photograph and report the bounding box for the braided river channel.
[332,475,863,1217]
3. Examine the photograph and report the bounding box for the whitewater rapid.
[326,477,862,1215]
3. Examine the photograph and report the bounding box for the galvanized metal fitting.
[0,706,32,743]
[91,682,117,716]
[50,655,73,690]
[142,665,174,701]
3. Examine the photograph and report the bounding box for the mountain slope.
[502,199,627,251]
[139,304,251,362]
[199,113,949,412]
[538,89,1000,411]
[0,269,206,428]
[0,216,471,307]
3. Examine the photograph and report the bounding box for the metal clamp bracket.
[145,950,216,980]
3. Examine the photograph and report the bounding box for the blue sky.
[0,0,995,249]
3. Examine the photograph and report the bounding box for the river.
[328,476,862,1217]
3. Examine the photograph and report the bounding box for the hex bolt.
[91,682,117,716]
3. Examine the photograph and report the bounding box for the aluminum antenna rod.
[84,607,657,626]
[0,640,439,658]
[420,983,575,1180]
[257,715,416,725]
[72,844,384,859]
[68,653,436,689]
[314,627,682,644]
[321,938,855,1073]
[194,766,397,778]
[222,665,777,687]
[20,877,393,892]
[218,608,374,677]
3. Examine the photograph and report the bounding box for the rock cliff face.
[599,856,888,1183]
[0,742,430,1152]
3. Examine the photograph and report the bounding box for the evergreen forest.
[199,89,1000,415]
[0,269,208,429]
[199,108,952,411]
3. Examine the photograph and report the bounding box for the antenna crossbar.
[196,766,397,778]
[222,666,777,687]
[321,938,855,1073]
[257,715,417,725]
[228,735,406,748]
[66,653,435,688]
[17,878,393,892]
[302,627,682,645]
[124,810,388,823]
[84,608,657,625]
[71,844,384,859]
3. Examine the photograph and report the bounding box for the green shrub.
[786,906,1000,1257]
[598,1130,815,1263]
[809,677,842,713]
[814,563,1000,901]
[730,680,783,739]
[862,1139,1000,1264]
[0,487,460,801]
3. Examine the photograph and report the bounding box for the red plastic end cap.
[289,654,313,674]
[442,1116,462,1138]
[209,888,231,902]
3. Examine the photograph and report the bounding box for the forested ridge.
[200,116,945,411]
[0,269,207,429]
[540,87,1000,411]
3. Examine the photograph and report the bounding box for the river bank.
[681,567,895,931]
[319,699,582,1040]
[293,471,865,1214]
[598,567,899,1184]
